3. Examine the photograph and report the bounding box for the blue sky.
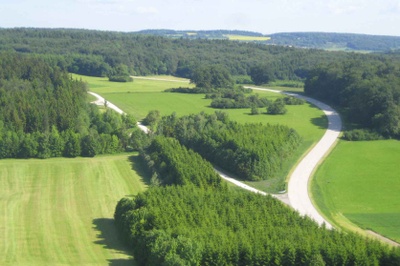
[1,0,400,36]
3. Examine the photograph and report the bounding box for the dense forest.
[115,136,400,265]
[305,58,400,139]
[153,112,301,181]
[0,53,136,158]
[0,28,372,81]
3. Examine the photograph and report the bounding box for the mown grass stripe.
[1,154,146,265]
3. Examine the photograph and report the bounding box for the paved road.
[247,87,342,229]
[89,85,400,245]
[89,87,342,228]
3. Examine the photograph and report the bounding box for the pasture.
[77,74,327,192]
[0,154,148,265]
[312,140,400,243]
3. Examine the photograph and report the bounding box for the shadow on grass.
[311,114,328,129]
[93,218,137,266]
[128,155,152,189]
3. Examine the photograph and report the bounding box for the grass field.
[225,34,271,41]
[76,74,326,192]
[312,140,400,243]
[0,154,148,265]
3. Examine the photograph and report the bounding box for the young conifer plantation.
[115,136,400,265]
[155,112,302,181]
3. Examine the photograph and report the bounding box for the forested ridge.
[0,28,377,81]
[0,53,136,158]
[268,32,400,52]
[115,136,400,266]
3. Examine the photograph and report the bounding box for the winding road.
[247,87,342,229]
[88,84,342,229]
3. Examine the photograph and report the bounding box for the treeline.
[115,184,400,265]
[136,29,265,38]
[0,28,369,81]
[154,112,301,181]
[305,58,400,139]
[208,91,304,110]
[0,53,136,158]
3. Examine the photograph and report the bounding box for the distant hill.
[268,32,400,52]
[134,30,400,52]
[135,29,265,40]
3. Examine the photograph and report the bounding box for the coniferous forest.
[115,136,400,265]
[155,112,302,181]
[0,53,136,158]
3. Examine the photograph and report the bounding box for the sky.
[1,0,400,36]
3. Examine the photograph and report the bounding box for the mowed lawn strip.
[312,140,400,243]
[0,154,147,265]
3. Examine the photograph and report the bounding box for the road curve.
[88,82,400,245]
[247,87,342,229]
[89,85,342,228]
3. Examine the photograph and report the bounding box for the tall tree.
[191,65,234,89]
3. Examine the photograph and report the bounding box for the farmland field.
[312,140,400,243]
[77,74,327,192]
[225,34,271,41]
[0,154,148,265]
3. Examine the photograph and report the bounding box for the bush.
[108,75,133,82]
[284,96,305,105]
[267,99,287,114]
[250,106,259,115]
[342,129,384,141]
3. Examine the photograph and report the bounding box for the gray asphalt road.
[247,87,342,229]
[89,87,342,228]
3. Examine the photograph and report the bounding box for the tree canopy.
[0,53,137,158]
[305,58,400,139]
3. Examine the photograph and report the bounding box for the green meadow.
[0,154,148,265]
[76,74,327,192]
[312,140,400,243]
